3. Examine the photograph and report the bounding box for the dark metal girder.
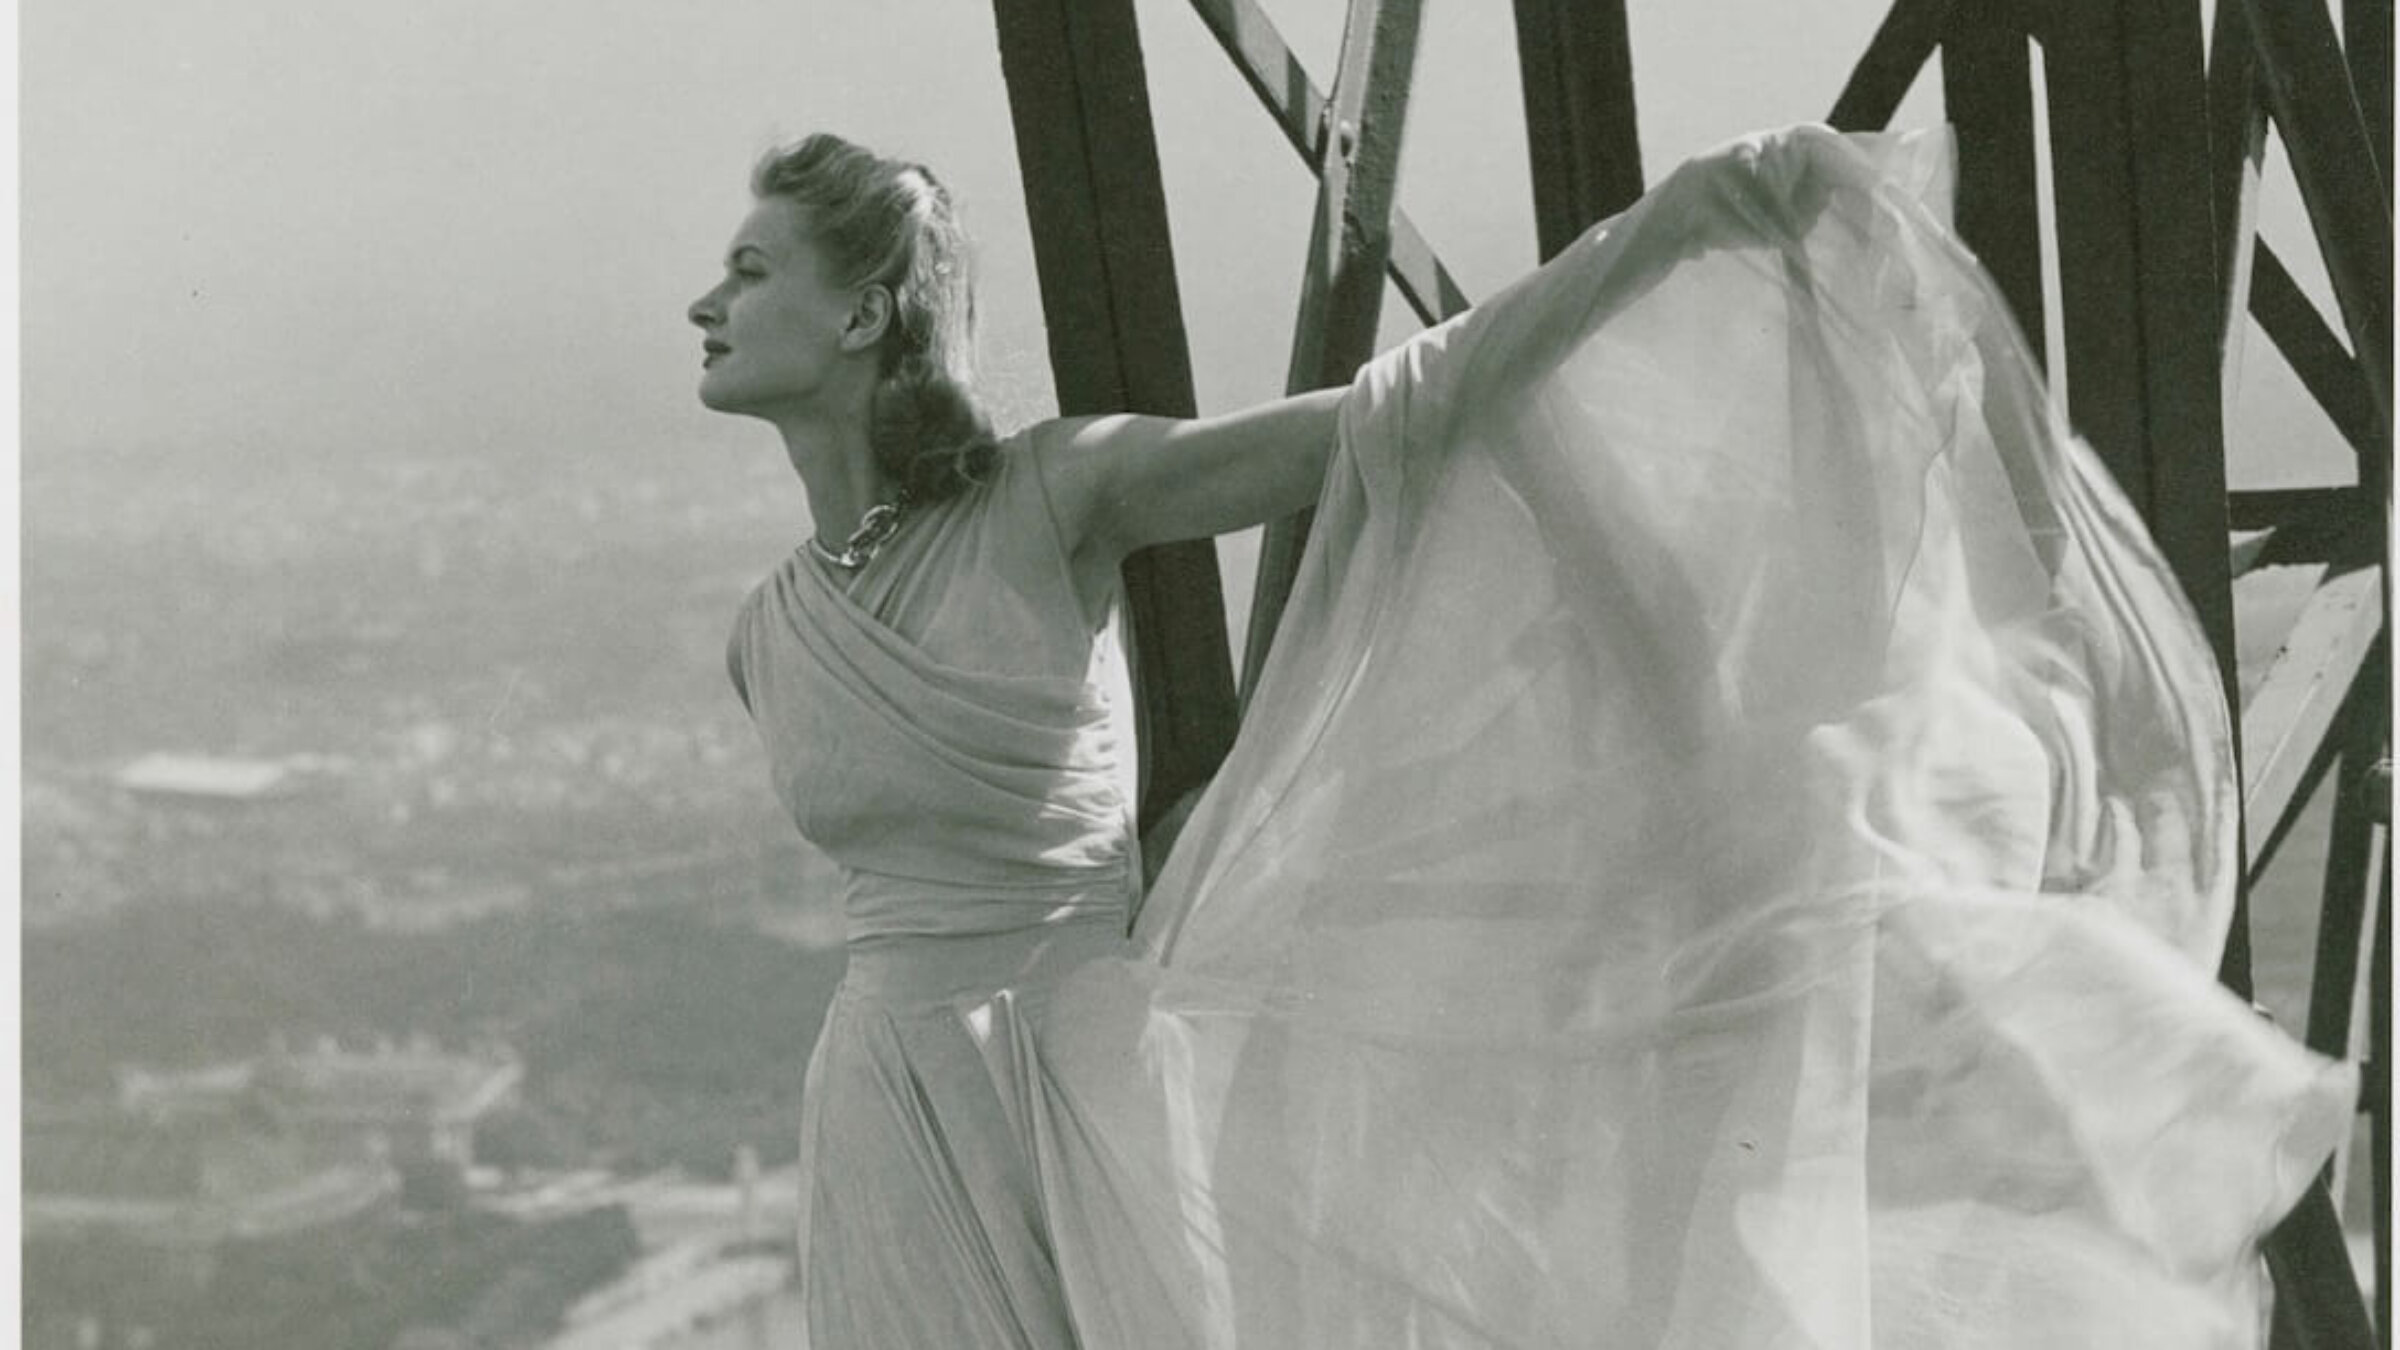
[1941,0,2045,351]
[2228,486,2372,533]
[2250,243,2384,457]
[2197,10,2388,1341]
[2372,847,2393,1346]
[2206,0,2269,361]
[2039,0,2241,720]
[2119,0,2239,695]
[1183,0,1470,326]
[2267,1183,2384,1350]
[2229,486,2383,573]
[2345,0,2393,196]
[1827,0,1953,131]
[991,0,1240,840]
[2040,10,2154,507]
[2304,686,2390,1062]
[1512,0,1643,262]
[2241,0,2395,451]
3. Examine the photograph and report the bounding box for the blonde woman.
[693,129,2350,1349]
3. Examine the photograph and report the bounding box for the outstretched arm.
[1032,386,1345,572]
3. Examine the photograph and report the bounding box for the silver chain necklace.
[807,498,910,572]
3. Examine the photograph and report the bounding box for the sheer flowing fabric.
[970,127,2355,1348]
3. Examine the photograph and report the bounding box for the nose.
[688,285,723,329]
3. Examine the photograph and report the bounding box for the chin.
[696,374,749,415]
[700,378,812,426]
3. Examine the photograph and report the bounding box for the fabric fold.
[732,533,1134,926]
[988,125,2354,1348]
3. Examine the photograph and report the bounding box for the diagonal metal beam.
[2242,0,2395,447]
[1827,0,1953,131]
[1241,0,1423,702]
[2244,566,2386,881]
[2250,242,2383,456]
[2302,678,2389,1067]
[1185,0,1470,325]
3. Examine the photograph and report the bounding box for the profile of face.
[687,197,890,421]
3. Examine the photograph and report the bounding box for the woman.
[693,130,2353,1348]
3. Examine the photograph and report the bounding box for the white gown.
[729,125,2357,1348]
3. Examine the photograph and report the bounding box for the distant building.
[28,1042,614,1350]
[113,753,300,803]
[253,1040,525,1165]
[118,1039,525,1168]
[28,1040,524,1299]
[22,1103,399,1286]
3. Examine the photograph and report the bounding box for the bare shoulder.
[1017,409,1176,549]
[1015,413,1177,614]
[1020,391,1343,567]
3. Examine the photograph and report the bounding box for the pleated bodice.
[728,444,1141,953]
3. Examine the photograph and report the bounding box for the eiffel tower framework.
[988,1,2392,1340]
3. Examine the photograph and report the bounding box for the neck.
[775,408,898,545]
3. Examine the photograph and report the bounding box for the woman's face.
[687,198,868,420]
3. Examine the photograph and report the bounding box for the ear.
[842,284,894,354]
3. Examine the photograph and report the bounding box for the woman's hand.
[1033,386,1345,570]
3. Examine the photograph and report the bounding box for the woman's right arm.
[1032,386,1346,572]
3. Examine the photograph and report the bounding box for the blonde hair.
[752,134,998,502]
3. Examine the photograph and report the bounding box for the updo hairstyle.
[753,134,999,504]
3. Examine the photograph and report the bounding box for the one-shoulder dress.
[727,126,2357,1349]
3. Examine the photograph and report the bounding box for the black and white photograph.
[19,1,2390,1346]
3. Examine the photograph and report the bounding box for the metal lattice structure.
[989,1,2392,1341]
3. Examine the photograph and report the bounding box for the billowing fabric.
[731,125,2355,1349]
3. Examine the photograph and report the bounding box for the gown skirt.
[744,126,2359,1349]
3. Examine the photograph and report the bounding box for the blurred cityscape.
[23,439,840,1348]
[20,425,2363,1345]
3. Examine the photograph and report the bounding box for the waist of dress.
[839,911,1131,1007]
[842,865,1130,938]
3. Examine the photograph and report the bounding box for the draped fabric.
[730,445,1142,1346]
[731,126,2355,1348]
[729,443,1141,945]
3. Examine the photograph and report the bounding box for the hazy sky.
[21,1,2352,549]
[23,2,1952,475]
